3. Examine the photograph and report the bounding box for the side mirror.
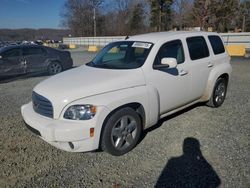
[0,55,2,59]
[161,58,177,68]
[153,57,177,69]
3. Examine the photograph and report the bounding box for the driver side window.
[154,40,185,65]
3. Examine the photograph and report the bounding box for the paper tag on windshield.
[132,42,152,49]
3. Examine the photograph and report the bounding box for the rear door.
[23,46,48,73]
[0,48,25,76]
[185,36,212,100]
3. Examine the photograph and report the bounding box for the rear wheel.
[207,77,228,108]
[101,107,142,156]
[48,61,63,75]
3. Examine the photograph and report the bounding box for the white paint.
[22,31,232,153]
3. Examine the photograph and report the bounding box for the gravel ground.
[0,53,249,187]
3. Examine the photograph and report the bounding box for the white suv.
[21,32,232,156]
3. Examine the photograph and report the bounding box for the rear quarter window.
[1,48,21,58]
[208,35,225,55]
[186,36,209,60]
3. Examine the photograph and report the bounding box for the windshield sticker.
[132,42,152,49]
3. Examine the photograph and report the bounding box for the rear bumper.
[63,58,73,70]
[21,102,110,152]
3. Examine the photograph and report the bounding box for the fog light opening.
[69,142,74,149]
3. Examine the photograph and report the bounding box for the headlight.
[64,105,97,120]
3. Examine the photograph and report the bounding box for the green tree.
[172,0,193,30]
[191,0,240,32]
[149,0,173,31]
[192,0,211,30]
[130,3,145,34]
[61,0,103,37]
[239,0,250,32]
[210,0,239,32]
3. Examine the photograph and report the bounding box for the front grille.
[32,91,53,118]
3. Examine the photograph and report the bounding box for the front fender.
[60,85,161,131]
[74,86,149,122]
[59,86,151,149]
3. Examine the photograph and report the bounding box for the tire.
[207,77,228,108]
[101,107,142,156]
[47,61,63,75]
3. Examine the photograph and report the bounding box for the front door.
[0,48,25,76]
[147,39,192,115]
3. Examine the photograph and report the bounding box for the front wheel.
[207,78,228,108]
[101,107,142,156]
[47,62,63,75]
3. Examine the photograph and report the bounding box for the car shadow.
[139,103,204,143]
[0,72,48,84]
[94,103,206,154]
[155,137,221,188]
[0,66,77,84]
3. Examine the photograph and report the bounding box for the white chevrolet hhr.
[21,32,232,156]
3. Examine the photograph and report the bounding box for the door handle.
[179,70,188,76]
[20,59,26,65]
[208,62,214,67]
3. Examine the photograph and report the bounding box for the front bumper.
[21,102,109,152]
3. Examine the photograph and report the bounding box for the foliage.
[210,0,239,32]
[149,0,173,31]
[2,0,248,41]
[60,0,248,36]
[130,3,145,34]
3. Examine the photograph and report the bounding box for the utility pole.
[158,0,165,32]
[242,0,246,32]
[159,7,162,31]
[158,0,172,31]
[92,0,102,37]
[93,7,96,37]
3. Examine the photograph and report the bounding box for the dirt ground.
[0,55,249,187]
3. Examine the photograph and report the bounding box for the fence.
[220,32,250,48]
[63,36,126,47]
[63,32,250,48]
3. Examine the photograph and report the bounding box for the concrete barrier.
[63,36,125,47]
[226,45,246,57]
[88,45,98,52]
[69,44,76,49]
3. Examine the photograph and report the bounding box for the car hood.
[34,65,146,118]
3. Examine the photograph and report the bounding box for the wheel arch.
[201,63,232,102]
[98,102,146,150]
[47,60,64,75]
[47,59,64,70]
[218,73,229,84]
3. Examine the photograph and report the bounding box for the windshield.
[86,41,153,69]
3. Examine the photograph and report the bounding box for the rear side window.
[23,47,46,56]
[154,40,185,65]
[186,36,209,60]
[1,48,21,58]
[208,35,225,55]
